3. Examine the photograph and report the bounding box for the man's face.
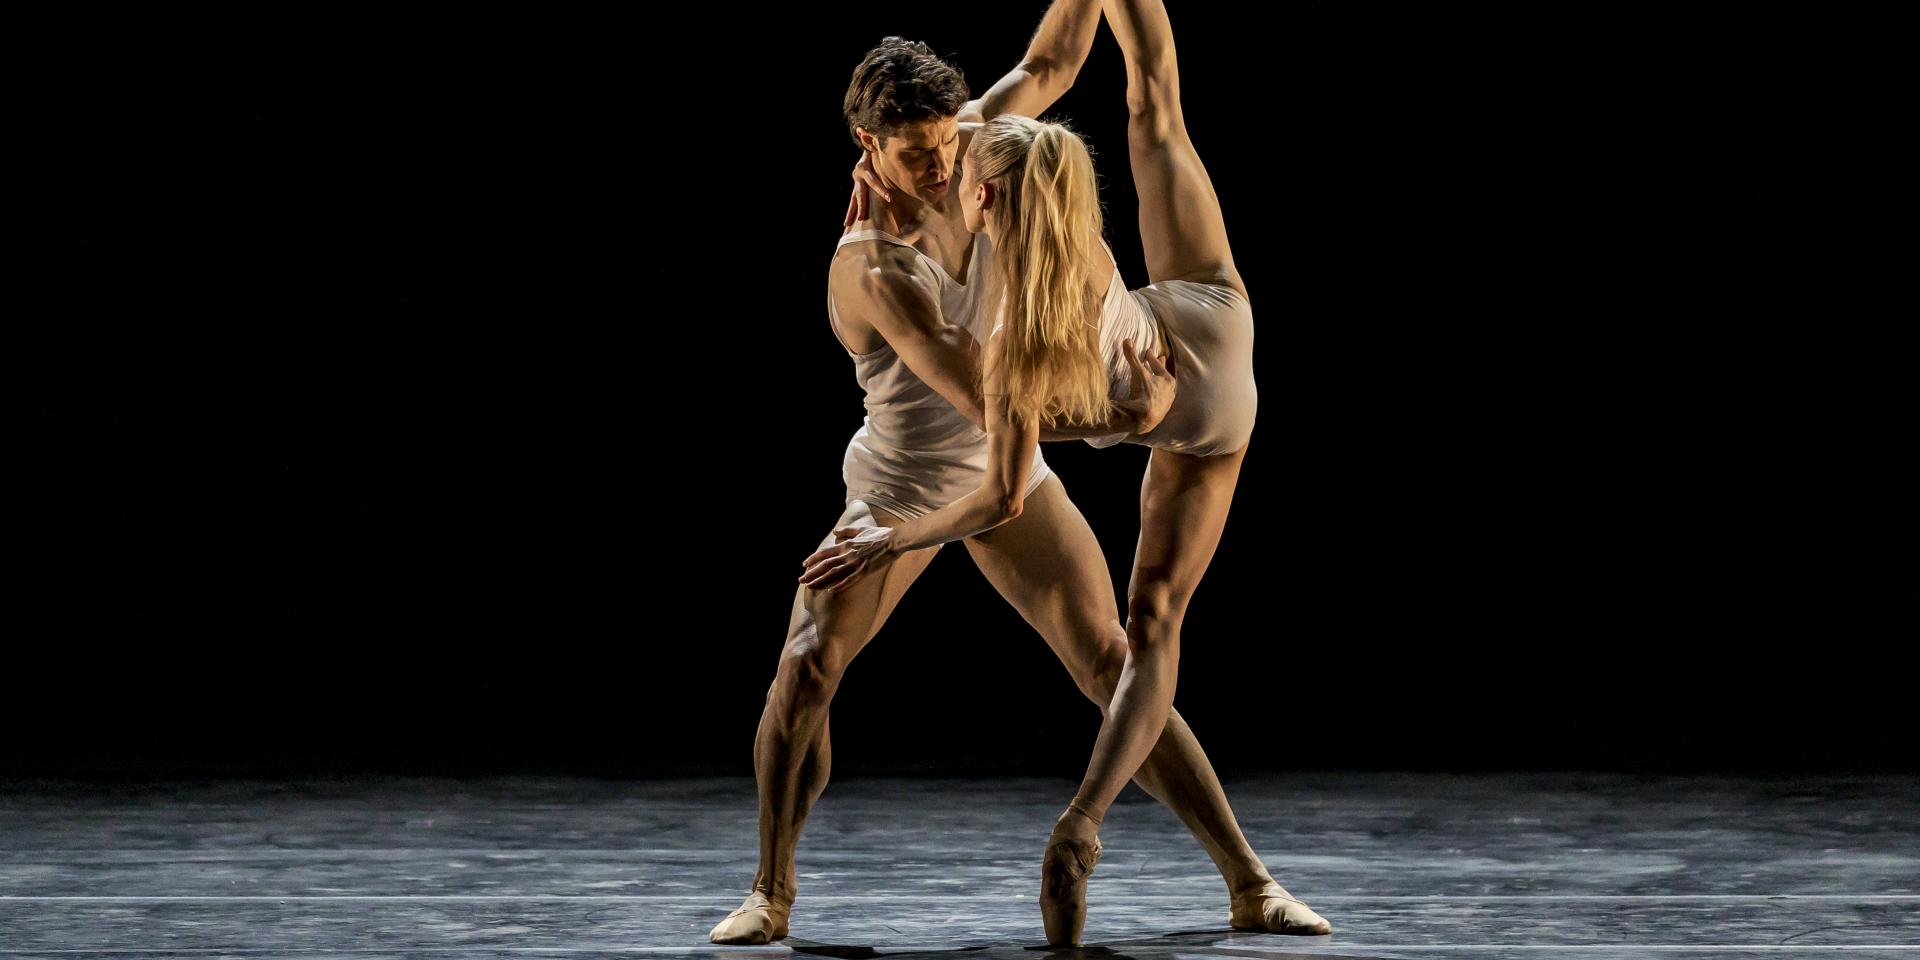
[861,116,959,204]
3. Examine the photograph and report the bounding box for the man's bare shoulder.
[830,235,938,323]
[831,232,926,287]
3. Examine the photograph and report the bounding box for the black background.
[16,6,1897,779]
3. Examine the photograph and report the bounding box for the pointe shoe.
[1038,822,1103,945]
[1229,881,1332,935]
[708,892,791,944]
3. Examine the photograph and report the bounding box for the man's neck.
[871,189,956,244]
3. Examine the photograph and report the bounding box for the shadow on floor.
[785,929,1374,960]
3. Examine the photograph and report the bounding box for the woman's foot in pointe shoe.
[1039,805,1103,946]
[708,892,790,944]
[1230,881,1332,935]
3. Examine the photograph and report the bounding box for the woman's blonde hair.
[970,115,1109,427]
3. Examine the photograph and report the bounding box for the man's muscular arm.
[959,0,1103,124]
[830,246,985,427]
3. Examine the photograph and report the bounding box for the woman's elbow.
[993,489,1026,523]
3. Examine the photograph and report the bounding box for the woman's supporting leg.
[964,478,1281,922]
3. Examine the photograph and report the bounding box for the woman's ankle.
[1056,796,1105,836]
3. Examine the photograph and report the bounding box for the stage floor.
[1,772,1915,958]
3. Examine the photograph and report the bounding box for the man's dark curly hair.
[844,37,970,148]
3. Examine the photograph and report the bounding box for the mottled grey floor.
[1,773,1915,959]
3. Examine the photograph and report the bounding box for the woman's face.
[959,158,990,235]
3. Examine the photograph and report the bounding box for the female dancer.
[802,0,1327,945]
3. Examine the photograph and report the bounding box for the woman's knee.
[1124,69,1182,143]
[1127,578,1191,631]
[1072,631,1130,705]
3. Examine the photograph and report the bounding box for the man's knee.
[773,621,856,706]
[784,643,840,697]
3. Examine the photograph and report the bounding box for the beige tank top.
[829,229,994,452]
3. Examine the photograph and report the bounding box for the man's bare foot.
[1229,881,1332,935]
[708,891,790,944]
